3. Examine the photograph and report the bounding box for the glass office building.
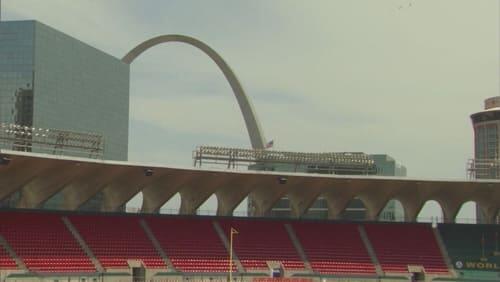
[0,20,129,161]
[0,20,129,210]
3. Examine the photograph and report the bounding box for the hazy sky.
[3,0,498,177]
[2,0,498,216]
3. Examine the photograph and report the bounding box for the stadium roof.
[1,150,499,223]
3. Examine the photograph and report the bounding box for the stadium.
[0,4,500,282]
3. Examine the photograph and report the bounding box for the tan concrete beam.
[248,175,293,216]
[356,180,405,221]
[179,172,239,215]
[469,183,500,224]
[393,182,435,222]
[216,175,269,216]
[17,161,92,209]
[323,179,372,220]
[100,167,168,212]
[141,170,203,213]
[0,157,56,201]
[60,165,130,210]
[288,178,330,218]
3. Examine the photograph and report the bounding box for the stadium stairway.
[219,219,305,272]
[0,212,96,273]
[431,226,455,276]
[364,223,449,275]
[291,222,376,275]
[0,234,25,270]
[212,220,245,272]
[139,218,176,271]
[0,210,460,279]
[283,224,313,273]
[357,225,383,275]
[146,216,235,273]
[68,214,166,270]
[61,216,104,272]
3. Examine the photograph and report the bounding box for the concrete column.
[363,198,391,221]
[215,175,268,216]
[324,191,355,220]
[394,182,434,222]
[179,173,238,215]
[357,180,404,221]
[141,171,204,213]
[323,180,370,220]
[0,157,57,202]
[100,167,167,212]
[402,200,424,222]
[481,204,499,224]
[288,179,330,218]
[248,175,292,217]
[474,184,500,224]
[60,165,130,210]
[440,199,464,224]
[17,161,92,209]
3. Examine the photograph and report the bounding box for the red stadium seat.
[0,245,17,269]
[364,223,448,274]
[292,222,375,275]
[0,212,95,273]
[68,215,165,270]
[146,216,233,272]
[219,219,304,270]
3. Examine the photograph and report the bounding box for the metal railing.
[193,146,377,174]
[0,123,104,158]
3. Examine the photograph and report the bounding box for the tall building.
[470,96,500,178]
[0,20,129,161]
[470,96,500,222]
[0,20,130,210]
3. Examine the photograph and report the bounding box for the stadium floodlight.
[278,176,288,185]
[144,168,154,177]
[0,155,10,165]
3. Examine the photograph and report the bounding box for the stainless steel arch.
[122,34,266,149]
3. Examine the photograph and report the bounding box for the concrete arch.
[417,199,444,223]
[378,199,405,222]
[455,200,478,224]
[339,196,368,221]
[123,34,266,149]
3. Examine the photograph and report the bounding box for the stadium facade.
[0,151,499,282]
[0,20,129,161]
[248,153,407,221]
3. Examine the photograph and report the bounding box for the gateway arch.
[123,34,266,149]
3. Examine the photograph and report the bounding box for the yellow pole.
[229,229,234,282]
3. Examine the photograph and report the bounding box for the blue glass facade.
[0,21,34,131]
[0,21,129,210]
[0,20,129,161]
